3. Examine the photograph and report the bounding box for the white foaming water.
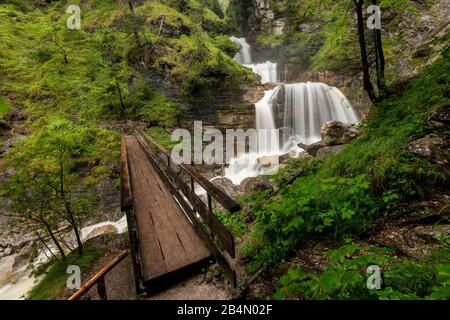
[244,62,278,84]
[281,82,359,148]
[230,36,252,64]
[230,36,277,84]
[221,37,359,187]
[224,87,283,185]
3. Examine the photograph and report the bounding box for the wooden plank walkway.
[124,136,211,286]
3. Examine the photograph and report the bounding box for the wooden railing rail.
[68,250,128,300]
[136,128,241,213]
[120,135,143,295]
[121,136,133,212]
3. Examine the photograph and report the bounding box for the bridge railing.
[135,128,240,287]
[68,250,128,300]
[121,136,144,294]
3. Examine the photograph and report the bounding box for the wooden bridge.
[121,128,240,294]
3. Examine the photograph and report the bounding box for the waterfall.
[230,36,278,84]
[222,37,359,186]
[281,82,359,148]
[230,36,252,64]
[256,86,280,154]
[224,87,281,185]
[244,62,278,84]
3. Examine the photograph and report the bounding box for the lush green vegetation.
[1,116,119,257]
[0,97,12,117]
[240,49,449,273]
[252,0,429,76]
[27,246,103,300]
[147,126,178,150]
[275,244,450,300]
[0,0,252,126]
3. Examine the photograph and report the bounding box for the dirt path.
[60,235,230,300]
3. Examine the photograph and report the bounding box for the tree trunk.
[372,0,386,92]
[43,221,66,259]
[115,75,126,112]
[354,0,377,102]
[128,0,141,47]
[128,0,134,14]
[59,155,83,255]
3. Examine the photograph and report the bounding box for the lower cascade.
[281,82,359,147]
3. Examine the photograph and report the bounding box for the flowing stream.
[0,215,128,300]
[224,37,359,185]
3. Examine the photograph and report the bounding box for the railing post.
[207,192,213,213]
[97,276,107,300]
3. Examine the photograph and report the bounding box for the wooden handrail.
[68,250,128,300]
[135,128,241,213]
[121,136,133,211]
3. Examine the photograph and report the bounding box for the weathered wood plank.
[126,137,168,280]
[141,145,237,286]
[136,129,241,213]
[125,136,211,284]
[136,130,236,258]
[120,135,133,211]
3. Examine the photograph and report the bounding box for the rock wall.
[236,0,285,36]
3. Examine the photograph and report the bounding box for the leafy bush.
[275,244,450,300]
[133,80,180,127]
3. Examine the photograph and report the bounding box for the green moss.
[147,127,178,150]
[0,97,12,117]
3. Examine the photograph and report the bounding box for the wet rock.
[298,140,326,157]
[406,134,449,166]
[240,176,273,195]
[0,255,15,286]
[256,154,289,168]
[3,247,12,256]
[316,145,344,157]
[321,120,359,146]
[428,105,450,127]
[211,177,240,199]
[414,224,450,242]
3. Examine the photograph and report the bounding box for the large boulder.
[316,145,344,158]
[406,134,449,166]
[211,177,240,199]
[240,176,273,195]
[0,255,15,286]
[321,120,359,146]
[428,105,450,127]
[256,153,291,168]
[298,140,326,157]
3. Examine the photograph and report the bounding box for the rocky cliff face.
[235,0,285,36]
[230,0,450,119]
[180,84,266,132]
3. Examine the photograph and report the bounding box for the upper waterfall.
[230,36,278,84]
[244,62,278,84]
[230,36,252,64]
